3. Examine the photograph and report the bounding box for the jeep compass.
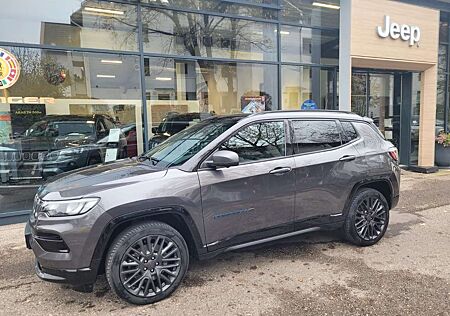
[25,111,400,305]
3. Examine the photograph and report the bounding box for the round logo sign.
[301,99,318,110]
[0,49,20,90]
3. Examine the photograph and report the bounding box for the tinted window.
[222,121,285,162]
[142,117,240,169]
[292,120,341,154]
[353,122,384,150]
[341,121,358,143]
[51,122,95,136]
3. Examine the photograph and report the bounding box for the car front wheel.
[343,188,390,246]
[105,221,189,305]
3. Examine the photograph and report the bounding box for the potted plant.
[435,131,450,167]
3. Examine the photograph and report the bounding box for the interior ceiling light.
[97,74,116,78]
[312,2,340,10]
[83,7,124,15]
[101,59,123,64]
[155,77,172,81]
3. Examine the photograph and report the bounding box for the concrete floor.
[0,170,449,315]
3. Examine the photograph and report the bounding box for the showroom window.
[0,0,339,220]
[145,57,278,149]
[280,25,339,65]
[437,12,450,133]
[0,46,143,213]
[141,8,278,61]
[282,65,336,110]
[280,0,340,28]
[141,0,278,20]
[1,0,138,51]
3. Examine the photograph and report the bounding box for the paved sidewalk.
[0,170,449,315]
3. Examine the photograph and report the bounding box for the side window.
[292,120,342,154]
[353,122,384,149]
[341,121,358,143]
[221,121,285,163]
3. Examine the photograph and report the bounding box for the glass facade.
[437,12,450,133]
[0,0,339,217]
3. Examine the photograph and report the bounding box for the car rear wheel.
[343,188,389,246]
[105,221,189,305]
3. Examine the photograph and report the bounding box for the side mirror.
[205,150,239,168]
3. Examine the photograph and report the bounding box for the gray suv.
[25,111,400,305]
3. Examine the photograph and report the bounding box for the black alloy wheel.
[106,221,189,305]
[120,235,182,297]
[343,188,390,246]
[354,196,387,241]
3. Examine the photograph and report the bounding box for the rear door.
[291,119,360,225]
[198,120,296,249]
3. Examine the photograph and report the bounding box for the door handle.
[269,167,292,175]
[339,155,356,162]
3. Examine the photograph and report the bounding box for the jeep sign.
[377,15,420,47]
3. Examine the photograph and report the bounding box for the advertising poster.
[10,104,46,136]
[0,111,12,143]
[241,96,266,113]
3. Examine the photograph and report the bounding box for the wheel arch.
[344,178,394,215]
[90,206,205,276]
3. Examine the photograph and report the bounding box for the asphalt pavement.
[0,170,449,315]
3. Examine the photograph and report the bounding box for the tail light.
[388,148,398,162]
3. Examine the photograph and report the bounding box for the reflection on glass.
[141,8,277,61]
[281,26,339,65]
[1,0,138,51]
[282,65,335,110]
[141,0,278,20]
[410,73,421,165]
[351,73,368,116]
[0,46,143,189]
[280,0,340,28]
[222,121,285,162]
[142,117,240,168]
[145,57,278,147]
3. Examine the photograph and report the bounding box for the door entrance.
[351,70,421,166]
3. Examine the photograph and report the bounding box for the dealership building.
[0,0,449,223]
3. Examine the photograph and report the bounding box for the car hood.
[38,159,167,200]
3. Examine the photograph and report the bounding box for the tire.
[105,221,189,305]
[343,188,390,246]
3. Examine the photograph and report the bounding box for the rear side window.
[341,121,358,143]
[353,122,384,149]
[291,120,342,154]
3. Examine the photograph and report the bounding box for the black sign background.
[10,104,46,136]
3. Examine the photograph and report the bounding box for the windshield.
[141,117,242,169]
[157,117,198,135]
[49,121,95,136]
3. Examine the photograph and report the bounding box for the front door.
[198,120,296,249]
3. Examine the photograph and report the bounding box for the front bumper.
[34,260,96,286]
[25,204,112,286]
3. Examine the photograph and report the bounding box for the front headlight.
[42,198,100,217]
[46,147,87,161]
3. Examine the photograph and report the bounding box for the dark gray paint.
[26,111,401,286]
